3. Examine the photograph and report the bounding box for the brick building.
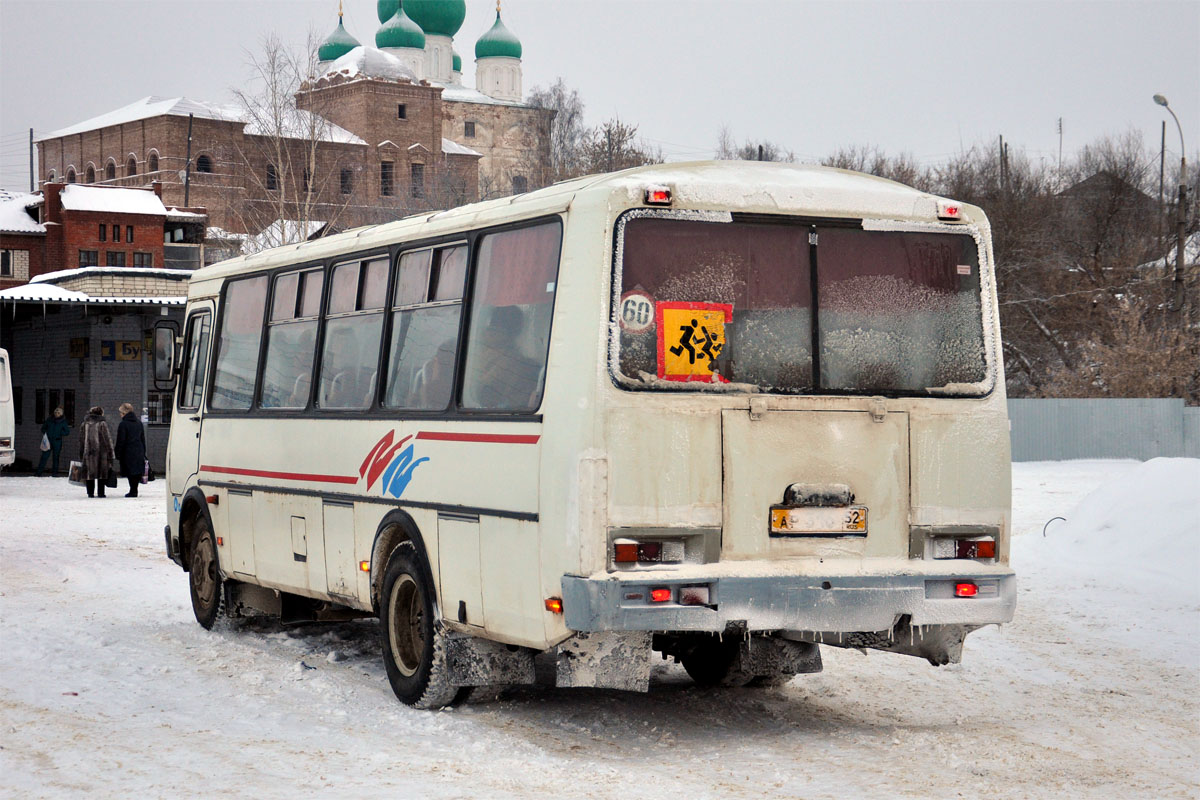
[0,182,206,290]
[33,1,553,238]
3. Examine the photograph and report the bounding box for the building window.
[99,224,106,242]
[63,389,75,426]
[148,152,159,172]
[266,164,278,191]
[47,170,56,182]
[133,252,153,267]
[79,250,98,266]
[0,250,10,277]
[127,156,137,176]
[340,168,353,195]
[105,160,116,181]
[113,225,121,243]
[106,251,126,267]
[397,104,407,120]
[302,168,311,194]
[127,225,134,242]
[511,175,528,194]
[380,161,394,196]
[35,389,45,427]
[147,390,173,425]
[464,121,476,138]
[67,168,76,183]
[411,163,424,198]
[85,165,95,183]
[196,155,213,173]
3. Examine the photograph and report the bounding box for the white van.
[155,162,1015,707]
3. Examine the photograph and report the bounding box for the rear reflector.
[216,537,223,547]
[205,494,219,505]
[614,540,638,563]
[933,538,996,560]
[544,597,563,614]
[650,588,672,603]
[955,583,978,597]
[359,560,370,572]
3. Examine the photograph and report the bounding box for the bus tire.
[379,543,460,709]
[680,636,750,687]
[189,517,225,630]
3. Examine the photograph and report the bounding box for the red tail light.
[955,583,978,597]
[650,588,672,603]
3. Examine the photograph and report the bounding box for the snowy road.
[2,461,1197,799]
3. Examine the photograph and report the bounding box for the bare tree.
[227,32,368,252]
[526,78,585,183]
[715,125,795,162]
[580,117,662,174]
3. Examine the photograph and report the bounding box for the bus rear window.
[616,216,987,395]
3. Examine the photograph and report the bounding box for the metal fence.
[1008,398,1200,461]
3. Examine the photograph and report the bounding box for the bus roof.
[190,161,972,287]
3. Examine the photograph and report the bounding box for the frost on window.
[616,216,987,396]
[816,229,985,393]
[619,218,812,392]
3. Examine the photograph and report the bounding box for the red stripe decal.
[201,465,359,484]
[415,431,540,444]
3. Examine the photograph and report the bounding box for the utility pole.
[183,113,195,207]
[28,128,34,191]
[1057,118,1063,172]
[1153,94,1188,319]
[758,144,764,162]
[1159,121,1166,241]
[998,135,1006,195]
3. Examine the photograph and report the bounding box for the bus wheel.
[680,636,748,687]
[379,544,460,709]
[189,518,224,630]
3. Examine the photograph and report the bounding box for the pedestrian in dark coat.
[114,402,147,498]
[35,407,71,476]
[79,406,115,498]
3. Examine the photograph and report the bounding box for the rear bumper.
[0,448,14,466]
[561,571,1016,634]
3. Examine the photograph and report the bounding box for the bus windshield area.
[616,217,987,395]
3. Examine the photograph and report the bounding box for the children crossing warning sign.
[655,301,732,382]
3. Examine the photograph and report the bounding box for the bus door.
[170,305,214,503]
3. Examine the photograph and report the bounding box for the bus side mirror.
[153,322,179,387]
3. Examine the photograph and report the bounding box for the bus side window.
[384,245,466,411]
[460,222,562,412]
[318,258,387,410]
[260,269,323,409]
[211,276,268,410]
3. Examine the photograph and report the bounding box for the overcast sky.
[1,0,1196,193]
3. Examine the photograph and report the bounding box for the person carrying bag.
[79,406,115,498]
[35,407,71,477]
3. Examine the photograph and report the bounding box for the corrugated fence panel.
[1007,398,1197,461]
[1183,407,1200,458]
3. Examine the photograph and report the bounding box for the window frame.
[257,267,326,411]
[178,310,213,413]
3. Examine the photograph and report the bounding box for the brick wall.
[59,210,164,270]
[0,233,45,288]
[441,101,553,197]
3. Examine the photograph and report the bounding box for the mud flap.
[445,634,536,686]
[729,637,823,682]
[556,631,654,692]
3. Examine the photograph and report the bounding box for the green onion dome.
[376,5,426,50]
[475,11,522,59]
[452,50,462,72]
[404,0,467,38]
[318,18,361,62]
[377,0,398,24]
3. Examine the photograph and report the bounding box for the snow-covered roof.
[441,138,481,157]
[59,185,168,216]
[38,95,364,146]
[1136,231,1199,270]
[30,266,194,285]
[165,207,208,221]
[37,96,243,142]
[318,46,417,84]
[437,83,527,108]
[0,194,45,234]
[242,109,365,145]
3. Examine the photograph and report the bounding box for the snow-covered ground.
[2,460,1197,798]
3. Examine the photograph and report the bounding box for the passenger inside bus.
[321,327,377,408]
[463,305,542,410]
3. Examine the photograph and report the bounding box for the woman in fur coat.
[80,406,115,498]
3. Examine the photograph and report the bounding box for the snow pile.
[1014,457,1200,665]
[319,45,416,84]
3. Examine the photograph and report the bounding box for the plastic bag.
[40,433,51,452]
[67,461,86,486]
[142,459,150,485]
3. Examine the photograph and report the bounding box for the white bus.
[155,161,1015,708]
[0,349,13,469]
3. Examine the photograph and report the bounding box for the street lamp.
[1153,94,1188,315]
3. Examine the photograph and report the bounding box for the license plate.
[770,506,868,536]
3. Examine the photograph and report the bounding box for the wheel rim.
[388,574,423,677]
[191,535,217,610]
